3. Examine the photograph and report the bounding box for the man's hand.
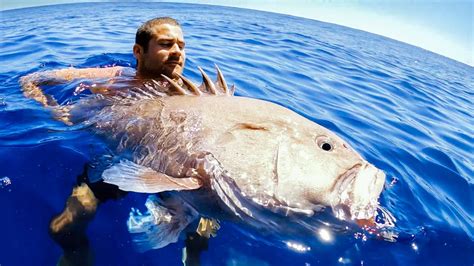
[20,72,55,106]
[196,217,220,238]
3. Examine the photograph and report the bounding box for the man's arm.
[20,66,123,106]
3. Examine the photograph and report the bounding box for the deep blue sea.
[1,2,473,265]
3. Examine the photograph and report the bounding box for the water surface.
[1,3,473,265]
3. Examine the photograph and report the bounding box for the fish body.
[96,95,383,216]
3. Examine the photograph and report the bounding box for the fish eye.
[321,142,332,151]
[316,136,334,152]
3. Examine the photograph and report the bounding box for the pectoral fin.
[128,195,199,252]
[102,160,202,193]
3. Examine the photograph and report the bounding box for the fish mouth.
[331,163,386,221]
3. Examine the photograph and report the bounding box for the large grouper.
[24,66,387,251]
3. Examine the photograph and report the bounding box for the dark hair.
[135,17,181,52]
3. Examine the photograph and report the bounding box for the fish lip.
[331,163,386,221]
[349,166,386,220]
[331,163,362,194]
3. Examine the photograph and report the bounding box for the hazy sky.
[1,0,473,66]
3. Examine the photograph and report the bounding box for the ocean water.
[1,2,473,265]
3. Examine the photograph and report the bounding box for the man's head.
[134,17,186,79]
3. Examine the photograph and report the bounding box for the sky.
[1,0,473,66]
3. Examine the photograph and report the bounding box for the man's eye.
[159,42,172,47]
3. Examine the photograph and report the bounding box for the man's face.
[135,23,186,79]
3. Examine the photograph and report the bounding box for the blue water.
[1,3,473,265]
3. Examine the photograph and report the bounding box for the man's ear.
[133,44,143,59]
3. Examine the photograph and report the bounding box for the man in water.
[21,17,210,265]
[21,16,186,105]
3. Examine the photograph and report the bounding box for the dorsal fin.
[161,65,235,96]
[91,65,236,106]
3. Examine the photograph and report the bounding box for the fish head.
[273,122,385,222]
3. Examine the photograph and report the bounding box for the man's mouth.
[166,57,181,65]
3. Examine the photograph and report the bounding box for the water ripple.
[1,3,473,265]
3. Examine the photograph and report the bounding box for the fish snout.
[331,163,386,221]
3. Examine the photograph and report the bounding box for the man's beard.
[162,55,183,78]
[162,64,181,79]
[139,58,184,79]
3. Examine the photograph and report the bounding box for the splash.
[354,206,398,242]
[0,177,11,188]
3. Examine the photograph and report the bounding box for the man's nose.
[169,43,182,55]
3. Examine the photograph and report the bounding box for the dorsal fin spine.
[214,64,229,95]
[176,73,201,96]
[149,80,168,97]
[198,67,218,95]
[161,74,188,95]
[135,87,154,99]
